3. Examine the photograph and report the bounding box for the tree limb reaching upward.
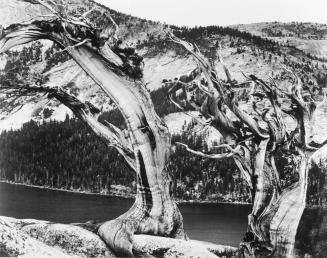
[167,31,326,257]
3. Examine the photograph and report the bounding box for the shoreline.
[0,179,252,206]
[0,179,135,200]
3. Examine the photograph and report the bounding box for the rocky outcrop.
[132,235,237,258]
[0,217,114,257]
[0,216,238,258]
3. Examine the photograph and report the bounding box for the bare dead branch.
[169,32,270,139]
[176,141,243,159]
[216,46,232,83]
[167,31,218,94]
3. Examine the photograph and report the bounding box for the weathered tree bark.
[168,32,325,257]
[0,2,185,256]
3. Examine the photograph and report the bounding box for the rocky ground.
[0,216,238,258]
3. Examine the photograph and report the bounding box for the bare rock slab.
[0,216,237,258]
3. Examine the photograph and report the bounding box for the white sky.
[94,0,327,27]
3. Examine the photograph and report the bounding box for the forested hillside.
[0,116,249,203]
[232,22,327,60]
[0,107,325,206]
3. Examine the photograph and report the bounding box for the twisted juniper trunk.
[242,144,309,258]
[63,47,186,255]
[268,152,308,257]
[0,17,185,256]
[188,107,307,258]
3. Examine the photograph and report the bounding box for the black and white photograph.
[0,0,327,257]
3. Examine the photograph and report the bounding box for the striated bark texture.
[0,1,185,256]
[167,32,325,257]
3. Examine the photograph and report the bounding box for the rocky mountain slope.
[1,0,327,134]
[231,22,327,59]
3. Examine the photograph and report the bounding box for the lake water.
[0,182,251,247]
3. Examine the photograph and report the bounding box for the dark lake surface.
[0,182,251,246]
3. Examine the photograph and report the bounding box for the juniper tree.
[0,1,186,256]
[167,32,327,257]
